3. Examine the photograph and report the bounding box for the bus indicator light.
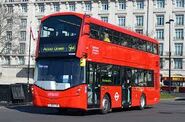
[80,58,86,67]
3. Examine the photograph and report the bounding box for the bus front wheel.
[139,94,146,110]
[101,95,111,114]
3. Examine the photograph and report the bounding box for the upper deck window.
[39,15,82,57]
[40,15,81,39]
[90,23,158,55]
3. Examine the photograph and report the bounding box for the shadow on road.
[5,105,153,116]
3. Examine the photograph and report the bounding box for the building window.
[19,43,25,54]
[4,43,11,54]
[136,0,144,9]
[7,19,13,25]
[176,0,184,8]
[175,43,183,56]
[160,58,164,69]
[7,19,13,27]
[20,31,26,41]
[7,5,13,13]
[38,4,45,13]
[69,3,75,11]
[159,43,163,56]
[18,56,25,65]
[136,15,144,26]
[118,16,126,27]
[156,15,164,26]
[53,3,60,12]
[101,1,109,11]
[118,0,126,10]
[174,58,183,69]
[156,0,165,8]
[6,31,12,41]
[84,2,92,11]
[101,16,108,23]
[7,0,14,2]
[21,4,27,13]
[21,19,27,28]
[4,56,10,65]
[176,15,184,25]
[175,29,184,40]
[156,29,164,39]
[135,29,143,34]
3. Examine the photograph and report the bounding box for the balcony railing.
[135,24,144,28]
[35,0,60,1]
[155,24,165,27]
[175,23,184,27]
[5,0,28,3]
[173,37,184,41]
[162,51,184,57]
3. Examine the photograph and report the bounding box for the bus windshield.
[39,15,82,57]
[34,58,85,90]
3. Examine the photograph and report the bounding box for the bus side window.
[131,69,138,86]
[100,64,113,85]
[121,34,129,47]
[102,28,112,43]
[90,24,99,39]
[112,31,120,44]
[103,32,111,43]
[147,42,153,53]
[138,40,147,51]
[142,41,147,51]
[121,40,128,47]
[146,71,154,87]
[99,27,104,40]
[131,37,137,49]
[125,68,132,81]
[112,66,121,85]
[107,28,113,42]
[153,44,158,54]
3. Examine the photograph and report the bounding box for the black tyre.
[101,95,111,114]
[139,95,146,110]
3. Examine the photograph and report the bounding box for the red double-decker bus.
[32,12,160,114]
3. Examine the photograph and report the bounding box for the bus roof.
[41,12,84,22]
[41,12,158,44]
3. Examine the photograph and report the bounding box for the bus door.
[121,69,132,107]
[87,63,100,108]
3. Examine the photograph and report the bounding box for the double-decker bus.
[32,12,160,114]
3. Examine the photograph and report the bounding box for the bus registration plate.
[48,104,60,108]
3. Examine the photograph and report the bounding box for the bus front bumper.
[32,84,87,110]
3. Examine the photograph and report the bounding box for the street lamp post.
[166,19,174,93]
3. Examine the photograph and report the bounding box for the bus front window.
[40,15,81,40]
[39,15,82,57]
[34,58,85,90]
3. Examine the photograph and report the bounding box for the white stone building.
[0,0,185,84]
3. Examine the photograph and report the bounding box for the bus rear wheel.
[101,95,111,114]
[139,95,146,110]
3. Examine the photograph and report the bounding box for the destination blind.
[39,43,76,57]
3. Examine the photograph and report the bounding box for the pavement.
[0,101,32,108]
[171,93,185,101]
